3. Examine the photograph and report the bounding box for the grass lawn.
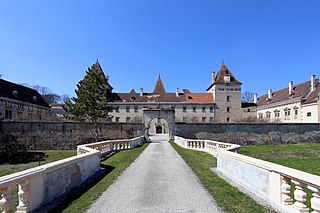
[240,143,320,176]
[51,143,150,213]
[0,150,77,177]
[170,142,273,213]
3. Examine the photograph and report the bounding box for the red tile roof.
[257,79,320,107]
[112,76,213,103]
[207,64,241,91]
[303,82,320,104]
[153,75,166,94]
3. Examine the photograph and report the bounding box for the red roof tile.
[257,80,316,107]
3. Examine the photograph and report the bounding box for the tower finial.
[222,58,224,65]
[96,57,99,63]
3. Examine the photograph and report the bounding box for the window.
[210,107,214,113]
[247,109,251,112]
[5,109,12,119]
[183,117,187,122]
[284,108,291,120]
[193,107,196,112]
[202,117,206,122]
[266,112,271,119]
[294,109,298,119]
[227,117,230,122]
[202,107,206,112]
[115,107,119,113]
[115,117,120,122]
[18,111,23,119]
[192,117,198,123]
[209,117,214,122]
[126,117,131,122]
[183,107,187,112]
[227,96,231,102]
[134,106,138,113]
[126,107,130,113]
[274,110,280,118]
[227,107,231,112]
[258,113,263,120]
[307,112,312,117]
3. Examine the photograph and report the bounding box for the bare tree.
[60,94,71,103]
[242,91,255,103]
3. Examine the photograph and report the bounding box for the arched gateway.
[143,107,175,140]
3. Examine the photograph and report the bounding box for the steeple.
[153,74,166,94]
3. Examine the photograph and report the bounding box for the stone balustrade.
[0,136,144,213]
[174,136,240,155]
[174,136,320,213]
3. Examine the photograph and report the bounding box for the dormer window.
[33,96,37,101]
[224,75,230,83]
[187,96,193,100]
[13,91,18,97]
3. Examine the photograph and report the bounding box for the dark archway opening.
[156,125,163,134]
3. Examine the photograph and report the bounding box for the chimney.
[212,71,215,84]
[176,88,179,97]
[253,93,257,104]
[268,89,272,99]
[311,75,316,92]
[140,88,144,96]
[289,81,293,95]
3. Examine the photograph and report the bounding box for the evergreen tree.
[64,61,113,141]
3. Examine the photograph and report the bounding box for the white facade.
[108,102,216,124]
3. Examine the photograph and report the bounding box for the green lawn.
[170,142,274,213]
[240,143,320,176]
[0,150,77,177]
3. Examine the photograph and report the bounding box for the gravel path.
[86,134,221,213]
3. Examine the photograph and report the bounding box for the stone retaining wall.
[176,123,320,145]
[2,122,144,150]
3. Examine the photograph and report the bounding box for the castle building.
[0,79,50,121]
[256,75,320,123]
[105,61,243,132]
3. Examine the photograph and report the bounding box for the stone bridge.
[0,134,319,213]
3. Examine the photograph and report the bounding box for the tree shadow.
[35,164,115,213]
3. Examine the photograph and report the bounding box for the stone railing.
[77,136,144,157]
[174,136,240,155]
[0,136,144,213]
[217,149,320,213]
[174,136,320,213]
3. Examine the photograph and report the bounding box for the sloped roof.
[0,79,50,108]
[207,64,241,91]
[153,75,166,94]
[84,60,113,91]
[112,76,213,103]
[302,82,320,104]
[257,80,314,107]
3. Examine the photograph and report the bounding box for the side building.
[0,79,50,121]
[256,75,320,123]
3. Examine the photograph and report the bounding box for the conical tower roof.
[153,74,166,94]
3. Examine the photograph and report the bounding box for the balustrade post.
[292,180,309,212]
[281,176,293,205]
[16,179,30,213]
[0,185,13,213]
[308,186,320,213]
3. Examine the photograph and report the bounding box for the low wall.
[2,122,144,149]
[176,123,320,145]
[174,136,320,213]
[0,136,145,212]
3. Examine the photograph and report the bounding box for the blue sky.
[1,0,320,98]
